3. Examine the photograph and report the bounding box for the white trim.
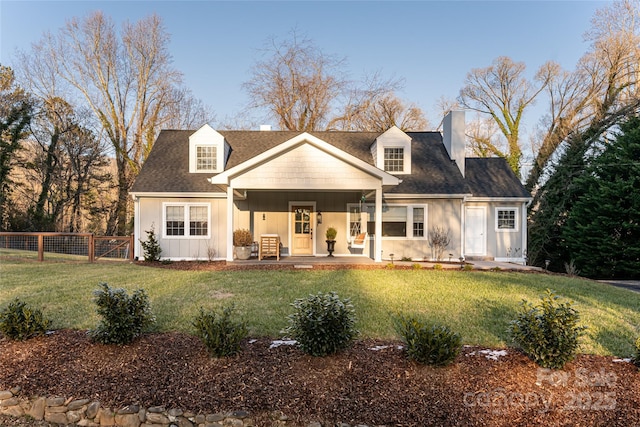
[467,197,532,203]
[288,201,317,256]
[383,193,471,199]
[161,202,211,239]
[348,202,429,239]
[209,133,400,187]
[130,192,226,199]
[495,207,519,232]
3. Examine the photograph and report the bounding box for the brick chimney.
[443,110,465,177]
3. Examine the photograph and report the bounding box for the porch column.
[374,185,382,262]
[226,185,234,261]
[133,196,141,260]
[521,201,528,264]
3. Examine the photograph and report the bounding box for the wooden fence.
[0,232,134,262]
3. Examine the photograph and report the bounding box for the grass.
[1,253,639,357]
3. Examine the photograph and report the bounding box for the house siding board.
[466,201,524,259]
[137,197,227,260]
[231,143,379,190]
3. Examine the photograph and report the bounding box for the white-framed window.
[163,203,210,238]
[384,147,404,172]
[495,207,518,232]
[195,145,217,172]
[413,207,425,237]
[348,203,427,238]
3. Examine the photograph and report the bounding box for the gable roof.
[465,158,531,198]
[131,128,530,199]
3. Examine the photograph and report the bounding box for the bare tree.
[244,32,346,131]
[330,91,429,132]
[36,12,183,234]
[244,32,417,132]
[458,56,553,177]
[526,0,640,191]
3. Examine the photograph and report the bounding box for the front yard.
[0,256,638,356]
[1,257,639,426]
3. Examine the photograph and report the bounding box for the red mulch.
[1,330,639,426]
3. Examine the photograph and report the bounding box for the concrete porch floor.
[229,255,543,272]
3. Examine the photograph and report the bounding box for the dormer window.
[189,124,229,173]
[371,126,412,175]
[196,145,217,172]
[384,148,404,172]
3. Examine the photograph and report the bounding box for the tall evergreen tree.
[562,116,640,278]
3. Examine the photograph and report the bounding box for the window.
[164,203,210,238]
[189,206,209,236]
[166,206,185,236]
[349,203,426,238]
[384,148,404,172]
[196,145,217,171]
[413,208,424,237]
[496,208,517,231]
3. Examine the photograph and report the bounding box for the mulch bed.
[1,329,639,426]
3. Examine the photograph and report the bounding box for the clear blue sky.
[1,0,607,142]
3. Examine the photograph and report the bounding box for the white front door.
[465,206,486,256]
[291,205,314,256]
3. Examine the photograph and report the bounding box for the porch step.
[294,264,314,269]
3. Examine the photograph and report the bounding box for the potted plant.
[233,229,253,260]
[325,226,337,257]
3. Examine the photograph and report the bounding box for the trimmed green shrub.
[0,299,51,340]
[140,224,162,261]
[193,305,248,357]
[283,291,358,357]
[393,313,461,366]
[89,283,155,345]
[508,289,586,369]
[633,337,640,368]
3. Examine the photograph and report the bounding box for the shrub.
[0,299,51,340]
[427,226,451,261]
[193,305,248,357]
[393,313,461,366]
[283,292,357,357]
[633,337,640,368]
[233,229,253,246]
[325,227,337,240]
[433,264,443,270]
[412,263,422,270]
[508,289,586,369]
[463,264,474,271]
[140,224,162,261]
[89,283,156,345]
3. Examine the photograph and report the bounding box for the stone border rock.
[0,387,258,427]
[0,388,379,427]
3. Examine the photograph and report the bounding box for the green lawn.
[1,254,638,357]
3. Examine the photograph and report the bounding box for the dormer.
[370,126,412,175]
[188,124,230,174]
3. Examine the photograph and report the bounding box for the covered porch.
[207,132,400,262]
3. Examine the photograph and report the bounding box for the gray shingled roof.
[465,158,531,198]
[131,129,530,199]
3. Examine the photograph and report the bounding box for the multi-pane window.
[196,146,217,171]
[413,207,425,237]
[164,204,209,237]
[497,208,517,230]
[350,203,426,238]
[384,148,404,172]
[166,206,185,236]
[189,206,209,236]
